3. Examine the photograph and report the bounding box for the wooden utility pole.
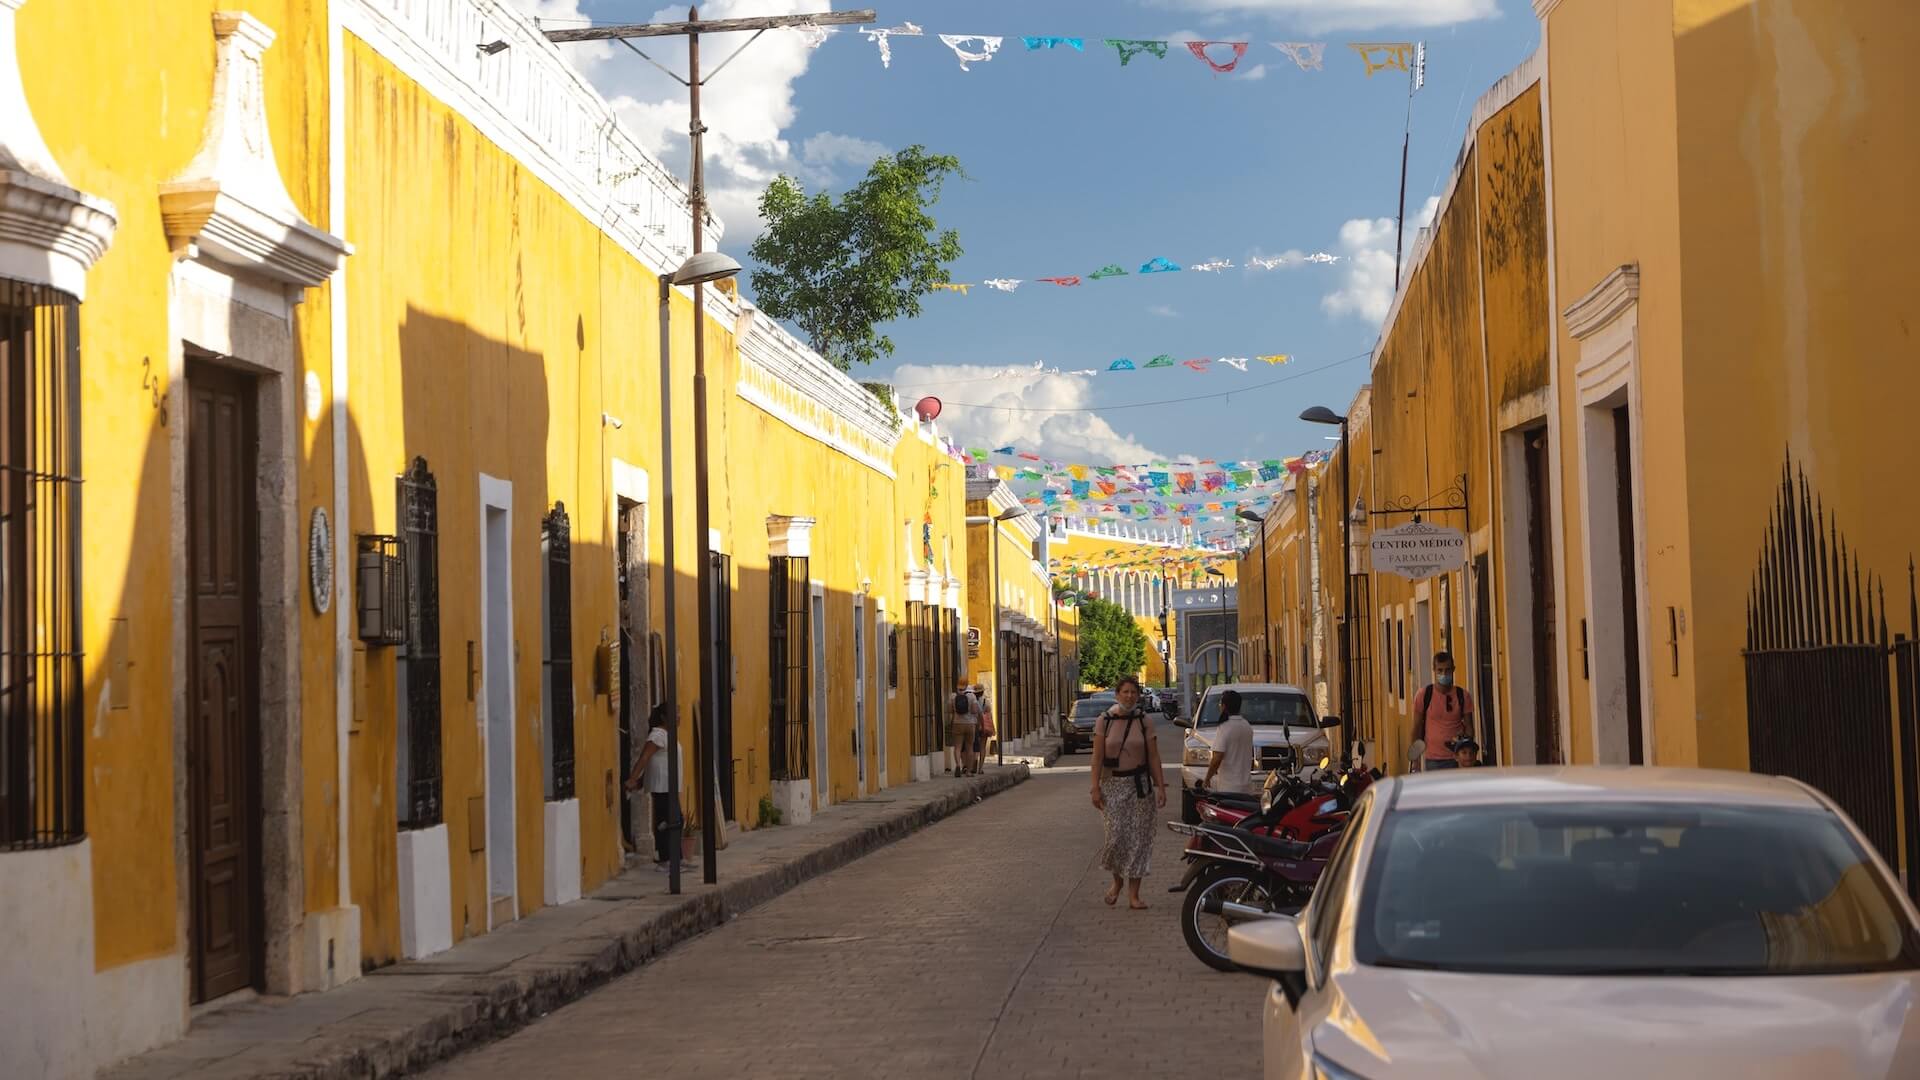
[547,8,876,891]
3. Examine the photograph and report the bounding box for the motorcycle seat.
[1240,830,1312,861]
[1201,790,1262,810]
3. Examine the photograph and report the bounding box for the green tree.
[748,146,965,372]
[1078,596,1148,689]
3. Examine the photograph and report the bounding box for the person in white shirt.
[1202,689,1256,795]
[624,703,691,871]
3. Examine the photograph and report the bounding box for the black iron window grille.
[948,608,963,686]
[769,555,810,781]
[397,457,443,829]
[355,534,405,646]
[887,623,899,689]
[542,503,575,801]
[0,282,82,851]
[907,601,929,755]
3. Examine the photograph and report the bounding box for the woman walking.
[1090,676,1166,909]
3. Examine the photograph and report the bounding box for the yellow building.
[1047,518,1237,687]
[0,1,976,1074]
[963,478,1058,745]
[1253,0,1920,877]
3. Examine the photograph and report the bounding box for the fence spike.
[1816,499,1834,647]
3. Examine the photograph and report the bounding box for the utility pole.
[548,7,877,888]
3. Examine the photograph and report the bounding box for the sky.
[517,0,1541,474]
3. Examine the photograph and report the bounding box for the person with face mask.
[1414,651,1476,771]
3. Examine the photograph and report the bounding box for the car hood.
[1190,726,1327,749]
[1313,965,1920,1079]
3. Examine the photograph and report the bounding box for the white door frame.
[478,472,517,928]
[1565,265,1653,765]
[874,600,888,789]
[853,594,866,796]
[811,579,829,806]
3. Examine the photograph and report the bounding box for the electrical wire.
[927,350,1371,415]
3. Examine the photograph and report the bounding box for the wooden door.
[187,362,260,1003]
[1524,429,1562,765]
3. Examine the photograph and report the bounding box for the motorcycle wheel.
[1181,863,1275,973]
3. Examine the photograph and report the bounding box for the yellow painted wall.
[1668,0,1920,767]
[19,0,339,972]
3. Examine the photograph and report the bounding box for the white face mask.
[1435,673,1454,688]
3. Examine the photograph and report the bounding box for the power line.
[931,350,1371,414]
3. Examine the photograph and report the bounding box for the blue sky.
[529,0,1540,473]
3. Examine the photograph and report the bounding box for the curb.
[1000,734,1063,770]
[136,767,1028,1080]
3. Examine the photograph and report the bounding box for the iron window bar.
[543,502,575,801]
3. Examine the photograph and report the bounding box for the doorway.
[1472,555,1499,763]
[1524,430,1562,764]
[853,597,866,796]
[479,478,515,927]
[1581,399,1646,765]
[186,360,262,1004]
[810,583,828,806]
[616,498,642,849]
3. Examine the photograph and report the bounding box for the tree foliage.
[748,146,965,372]
[1078,597,1148,690]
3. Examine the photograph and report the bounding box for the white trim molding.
[766,515,816,560]
[0,0,117,300]
[734,305,902,478]
[1533,0,1565,20]
[160,13,348,295]
[1564,263,1641,343]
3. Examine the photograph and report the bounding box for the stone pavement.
[427,717,1263,1080]
[104,766,1029,1080]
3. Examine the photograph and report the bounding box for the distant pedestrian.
[1202,689,1256,794]
[624,703,691,870]
[1090,676,1166,910]
[973,684,994,770]
[951,677,980,776]
[1414,651,1475,772]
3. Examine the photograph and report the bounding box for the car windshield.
[1356,802,1920,976]
[1196,691,1313,729]
[1071,701,1108,719]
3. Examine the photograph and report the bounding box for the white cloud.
[1240,63,1269,81]
[1155,0,1499,33]
[800,132,891,177]
[1320,195,1439,324]
[1148,304,1181,319]
[890,364,1164,464]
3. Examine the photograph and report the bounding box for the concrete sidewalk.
[104,766,1028,1080]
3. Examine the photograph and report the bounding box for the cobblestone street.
[429,721,1261,1079]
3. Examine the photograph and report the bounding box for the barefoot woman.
[1090,676,1167,909]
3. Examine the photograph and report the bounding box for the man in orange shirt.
[1414,651,1474,771]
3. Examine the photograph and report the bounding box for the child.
[1446,735,1484,768]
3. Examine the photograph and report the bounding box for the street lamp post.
[1300,405,1352,733]
[657,251,741,896]
[1238,510,1271,681]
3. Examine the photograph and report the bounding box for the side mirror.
[1173,716,1193,729]
[1317,714,1343,729]
[1228,918,1309,1007]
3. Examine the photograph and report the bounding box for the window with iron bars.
[906,601,929,755]
[0,282,82,851]
[768,555,810,781]
[396,457,443,829]
[541,502,575,801]
[887,623,899,689]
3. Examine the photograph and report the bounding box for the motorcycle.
[1169,744,1384,971]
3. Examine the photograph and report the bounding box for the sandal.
[1129,900,1150,910]
[1103,885,1121,907]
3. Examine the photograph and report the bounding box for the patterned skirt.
[1099,775,1157,879]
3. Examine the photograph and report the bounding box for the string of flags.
[957,355,1293,380]
[970,447,1336,530]
[929,252,1341,300]
[791,24,1426,82]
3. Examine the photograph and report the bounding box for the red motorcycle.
[1169,748,1382,971]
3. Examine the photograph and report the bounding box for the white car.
[1228,766,1920,1079]
[1177,683,1339,817]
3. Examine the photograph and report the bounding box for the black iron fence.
[397,456,444,829]
[0,282,83,850]
[1743,457,1919,898]
[768,555,810,782]
[542,503,575,801]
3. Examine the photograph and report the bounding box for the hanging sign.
[967,626,982,658]
[1369,521,1467,580]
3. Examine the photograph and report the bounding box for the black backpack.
[953,689,973,716]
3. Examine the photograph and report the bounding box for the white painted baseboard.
[543,799,581,906]
[397,824,453,959]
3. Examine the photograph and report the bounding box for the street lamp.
[1205,566,1231,681]
[1300,404,1351,737]
[657,249,743,895]
[1238,510,1272,681]
[985,506,1024,767]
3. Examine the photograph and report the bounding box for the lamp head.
[1237,510,1263,523]
[669,251,743,286]
[1299,405,1346,426]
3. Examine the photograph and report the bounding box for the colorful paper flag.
[939,34,1004,71]
[861,22,924,68]
[1105,38,1169,66]
[1108,358,1135,371]
[1186,41,1250,74]
[1139,257,1181,274]
[1090,264,1128,280]
[1022,36,1083,51]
